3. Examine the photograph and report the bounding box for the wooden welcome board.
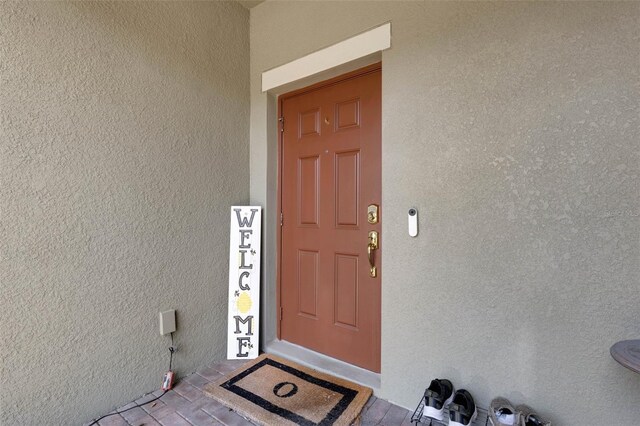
[227,206,261,359]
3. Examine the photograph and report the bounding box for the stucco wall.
[0,1,249,423]
[250,2,640,425]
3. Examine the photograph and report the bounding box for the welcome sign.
[227,206,262,359]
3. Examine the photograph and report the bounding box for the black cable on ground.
[88,390,168,426]
[87,333,175,425]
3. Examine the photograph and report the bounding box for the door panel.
[335,151,360,228]
[280,65,381,372]
[334,253,359,329]
[298,156,320,226]
[297,249,318,318]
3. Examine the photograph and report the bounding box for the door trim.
[262,23,390,92]
[276,62,382,342]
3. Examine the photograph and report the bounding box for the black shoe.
[449,389,478,426]
[422,379,454,421]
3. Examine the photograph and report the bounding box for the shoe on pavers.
[516,404,551,426]
[489,397,519,426]
[422,379,455,421]
[449,389,478,426]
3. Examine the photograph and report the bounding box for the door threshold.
[263,339,381,393]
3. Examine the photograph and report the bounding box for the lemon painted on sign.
[237,292,252,314]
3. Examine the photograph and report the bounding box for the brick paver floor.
[86,359,415,426]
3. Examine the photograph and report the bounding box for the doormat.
[204,354,372,426]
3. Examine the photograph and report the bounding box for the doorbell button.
[408,208,418,237]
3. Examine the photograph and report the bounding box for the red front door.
[279,64,381,372]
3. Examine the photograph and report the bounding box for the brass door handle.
[367,231,378,277]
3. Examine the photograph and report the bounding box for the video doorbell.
[408,208,418,237]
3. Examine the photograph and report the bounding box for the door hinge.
[280,307,283,321]
[279,116,284,133]
[280,212,283,227]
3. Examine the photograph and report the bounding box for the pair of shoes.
[488,398,551,426]
[423,379,477,426]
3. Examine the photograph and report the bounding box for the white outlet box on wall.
[159,310,176,335]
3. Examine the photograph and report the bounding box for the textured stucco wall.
[250,2,640,425]
[0,1,249,423]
